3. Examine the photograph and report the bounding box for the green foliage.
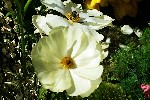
[36,82,127,100]
[111,28,150,99]
[38,87,47,100]
[94,82,127,100]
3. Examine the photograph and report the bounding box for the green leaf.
[38,87,47,100]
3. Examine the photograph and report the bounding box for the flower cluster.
[32,0,112,97]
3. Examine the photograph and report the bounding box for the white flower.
[134,29,142,37]
[121,25,142,37]
[31,26,107,97]
[121,25,133,35]
[32,0,114,35]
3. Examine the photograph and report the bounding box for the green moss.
[110,28,150,99]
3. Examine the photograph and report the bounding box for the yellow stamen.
[66,11,80,22]
[61,57,74,69]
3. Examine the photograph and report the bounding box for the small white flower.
[121,25,142,37]
[134,29,142,37]
[32,0,114,35]
[31,26,107,97]
[121,25,133,35]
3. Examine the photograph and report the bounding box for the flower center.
[61,57,74,69]
[66,11,80,22]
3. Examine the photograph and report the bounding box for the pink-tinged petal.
[140,84,150,98]
[141,84,150,92]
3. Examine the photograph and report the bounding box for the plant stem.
[24,0,32,14]
[14,0,27,77]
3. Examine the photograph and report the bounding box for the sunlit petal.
[39,69,72,92]
[71,65,103,80]
[32,15,51,35]
[46,27,67,59]
[46,14,71,28]
[67,71,91,96]
[41,0,65,14]
[74,49,100,68]
[80,78,102,97]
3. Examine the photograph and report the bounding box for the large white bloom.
[32,0,114,35]
[31,26,107,97]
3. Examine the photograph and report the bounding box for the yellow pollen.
[66,11,80,22]
[61,57,74,69]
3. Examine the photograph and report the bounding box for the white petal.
[73,23,89,29]
[80,13,113,30]
[121,25,133,35]
[70,33,89,58]
[74,49,100,68]
[63,0,81,14]
[83,17,113,26]
[39,69,72,92]
[32,15,51,35]
[41,0,65,14]
[85,29,104,42]
[70,65,103,80]
[67,71,91,96]
[32,27,67,61]
[80,78,102,97]
[79,10,103,21]
[34,29,40,33]
[106,38,111,43]
[79,12,89,21]
[102,51,108,60]
[66,26,83,57]
[32,56,61,73]
[67,27,102,58]
[46,27,67,59]
[86,9,103,16]
[72,29,99,58]
[101,41,109,49]
[134,29,142,37]
[46,14,71,28]
[32,37,52,60]
[31,37,61,72]
[85,23,103,30]
[96,42,108,62]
